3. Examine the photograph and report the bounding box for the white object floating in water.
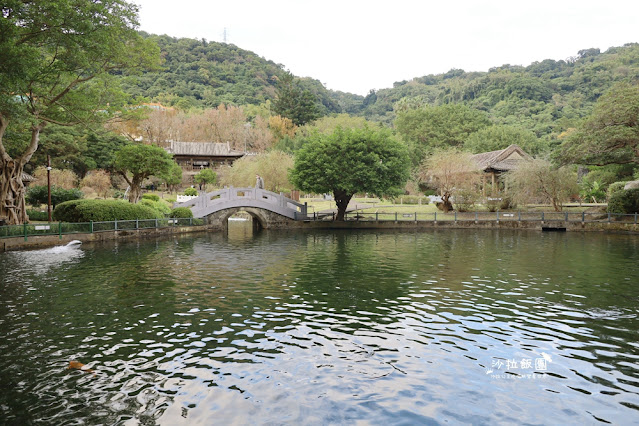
[66,240,82,247]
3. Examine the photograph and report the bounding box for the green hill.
[358,44,639,137]
[118,35,639,144]
[118,33,346,114]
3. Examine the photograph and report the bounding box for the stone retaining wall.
[3,219,637,252]
[1,225,211,252]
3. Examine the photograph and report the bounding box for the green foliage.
[27,126,130,178]
[194,169,217,185]
[26,185,84,209]
[139,198,171,216]
[607,189,639,214]
[170,207,194,218]
[26,209,49,222]
[579,179,606,203]
[560,82,639,165]
[53,199,163,222]
[607,181,628,200]
[395,104,491,164]
[184,187,198,196]
[1,0,160,224]
[113,144,175,203]
[289,126,410,220]
[118,34,340,113]
[354,43,639,140]
[453,188,480,212]
[273,72,321,126]
[463,125,547,155]
[141,193,160,202]
[160,162,183,190]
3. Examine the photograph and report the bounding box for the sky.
[132,0,639,96]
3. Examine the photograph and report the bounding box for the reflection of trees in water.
[288,231,419,314]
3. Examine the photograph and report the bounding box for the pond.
[1,223,638,424]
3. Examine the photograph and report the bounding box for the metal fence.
[303,210,639,224]
[0,218,204,241]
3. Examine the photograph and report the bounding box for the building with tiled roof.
[164,141,245,172]
[471,145,532,196]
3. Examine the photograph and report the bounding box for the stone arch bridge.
[174,187,308,229]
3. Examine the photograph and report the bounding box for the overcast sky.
[132,0,639,96]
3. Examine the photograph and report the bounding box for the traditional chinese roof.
[22,172,35,182]
[165,141,245,157]
[471,144,532,172]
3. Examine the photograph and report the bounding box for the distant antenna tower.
[223,28,228,43]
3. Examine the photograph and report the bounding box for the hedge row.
[53,199,163,222]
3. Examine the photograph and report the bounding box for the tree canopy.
[395,104,491,164]
[273,72,321,126]
[113,144,175,203]
[289,127,410,220]
[504,159,578,211]
[0,0,159,224]
[560,82,639,166]
[463,125,547,156]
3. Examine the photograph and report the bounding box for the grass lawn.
[302,196,606,216]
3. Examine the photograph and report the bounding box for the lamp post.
[47,155,52,222]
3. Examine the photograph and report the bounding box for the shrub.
[485,198,500,212]
[184,187,198,196]
[141,193,160,202]
[453,189,480,212]
[26,185,83,208]
[113,190,126,199]
[139,198,171,216]
[607,189,639,214]
[26,209,49,221]
[53,199,163,222]
[170,207,193,218]
[607,181,628,200]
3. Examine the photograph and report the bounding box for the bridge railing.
[175,187,308,219]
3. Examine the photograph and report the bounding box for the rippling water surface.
[1,225,638,425]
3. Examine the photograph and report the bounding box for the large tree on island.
[289,127,410,221]
[113,144,175,203]
[560,82,639,166]
[0,0,159,224]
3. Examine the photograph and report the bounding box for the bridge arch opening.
[219,208,267,231]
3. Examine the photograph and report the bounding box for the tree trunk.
[0,159,29,225]
[0,118,44,225]
[441,193,453,213]
[119,172,143,204]
[333,189,353,221]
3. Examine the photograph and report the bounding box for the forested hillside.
[358,44,639,135]
[117,33,346,115]
[119,37,639,144]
